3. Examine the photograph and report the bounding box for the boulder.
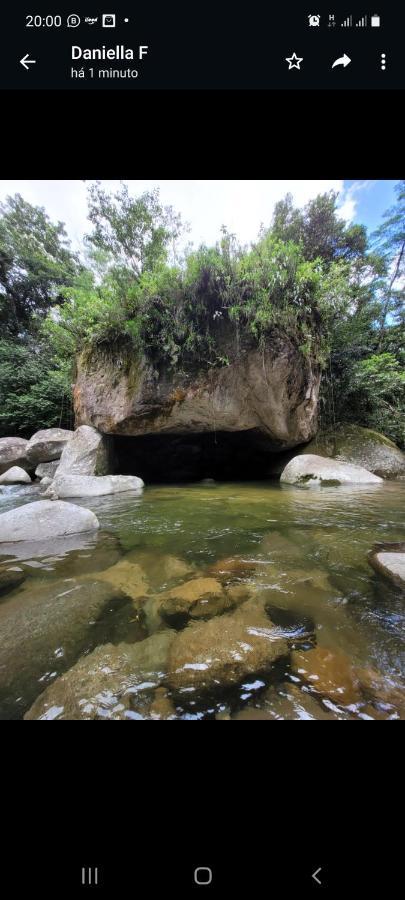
[26,428,73,464]
[291,646,362,707]
[54,425,111,477]
[0,500,99,543]
[39,477,53,486]
[50,474,144,498]
[159,577,230,628]
[0,578,129,717]
[280,454,383,486]
[167,598,289,693]
[368,550,405,588]
[96,559,149,601]
[206,556,257,583]
[35,461,60,480]
[0,466,31,485]
[73,342,320,449]
[24,631,175,720]
[0,567,26,598]
[0,437,30,476]
[301,425,405,479]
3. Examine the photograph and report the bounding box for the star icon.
[286,52,303,70]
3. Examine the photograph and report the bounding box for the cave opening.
[111,431,290,483]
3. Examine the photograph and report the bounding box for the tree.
[0,194,79,339]
[271,191,368,264]
[372,180,405,346]
[85,182,183,277]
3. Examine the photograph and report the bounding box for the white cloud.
[0,179,367,255]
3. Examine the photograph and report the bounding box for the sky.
[0,179,398,255]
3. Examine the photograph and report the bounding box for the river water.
[0,481,404,719]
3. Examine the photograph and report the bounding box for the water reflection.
[0,481,404,719]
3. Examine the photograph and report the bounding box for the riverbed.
[0,481,404,719]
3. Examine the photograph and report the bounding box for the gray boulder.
[300,425,405,479]
[280,454,383,486]
[51,474,144,498]
[0,437,30,476]
[26,428,73,464]
[368,544,405,588]
[0,466,31,485]
[0,500,99,543]
[39,476,53,486]
[35,460,60,480]
[54,425,111,477]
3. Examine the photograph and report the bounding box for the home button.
[194,867,213,885]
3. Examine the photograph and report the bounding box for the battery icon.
[371,14,381,27]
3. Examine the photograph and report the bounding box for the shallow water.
[0,481,404,719]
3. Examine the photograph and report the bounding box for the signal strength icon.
[356,15,368,27]
[341,15,353,27]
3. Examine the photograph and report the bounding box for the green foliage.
[0,193,79,339]
[0,338,72,437]
[86,182,184,276]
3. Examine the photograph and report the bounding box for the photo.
[0,179,404,722]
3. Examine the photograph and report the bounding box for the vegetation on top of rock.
[0,181,404,445]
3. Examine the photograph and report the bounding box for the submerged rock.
[26,428,73,464]
[291,646,362,707]
[0,578,129,716]
[301,425,405,479]
[97,559,149,601]
[51,474,144,498]
[54,425,111,477]
[206,556,257,583]
[0,437,30,476]
[0,466,31,485]
[280,454,383,486]
[24,631,175,720]
[0,567,26,598]
[368,549,405,588]
[167,598,289,694]
[0,500,99,543]
[159,577,229,628]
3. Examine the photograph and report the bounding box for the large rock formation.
[73,342,320,450]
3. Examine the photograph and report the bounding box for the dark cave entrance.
[111,430,290,483]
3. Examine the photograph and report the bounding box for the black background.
[1,1,403,892]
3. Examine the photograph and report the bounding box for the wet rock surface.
[0,567,26,598]
[0,578,130,717]
[167,598,289,694]
[302,425,405,479]
[24,631,175,720]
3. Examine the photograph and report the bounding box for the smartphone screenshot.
[0,3,403,897]
[0,4,403,89]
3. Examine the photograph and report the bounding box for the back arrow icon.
[312,867,322,885]
[332,54,351,68]
[20,53,36,70]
